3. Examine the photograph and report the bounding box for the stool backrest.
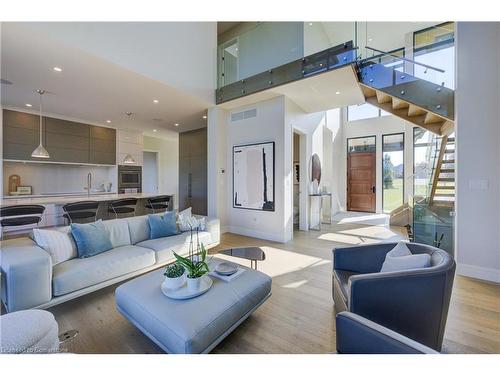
[62,201,99,224]
[0,204,46,228]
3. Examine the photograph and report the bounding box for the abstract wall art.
[233,141,275,211]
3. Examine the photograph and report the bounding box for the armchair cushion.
[380,243,431,272]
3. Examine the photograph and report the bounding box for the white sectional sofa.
[0,215,220,312]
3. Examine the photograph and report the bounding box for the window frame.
[382,132,405,213]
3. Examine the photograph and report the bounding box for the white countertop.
[0,193,167,207]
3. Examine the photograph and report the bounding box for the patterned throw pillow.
[33,227,78,265]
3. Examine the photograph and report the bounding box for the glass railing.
[216,41,357,104]
[410,127,454,255]
[357,47,455,120]
[216,22,454,107]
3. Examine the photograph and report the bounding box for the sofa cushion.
[70,220,113,258]
[102,218,131,248]
[33,226,77,265]
[137,231,213,264]
[52,245,155,296]
[127,215,150,244]
[148,212,179,239]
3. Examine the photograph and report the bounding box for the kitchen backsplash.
[3,162,117,196]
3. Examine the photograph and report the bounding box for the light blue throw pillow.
[148,212,179,239]
[70,220,113,258]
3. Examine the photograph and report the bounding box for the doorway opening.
[347,136,376,213]
[142,151,159,194]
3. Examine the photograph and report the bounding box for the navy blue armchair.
[332,242,455,351]
[336,312,438,354]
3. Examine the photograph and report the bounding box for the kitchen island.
[1,193,174,235]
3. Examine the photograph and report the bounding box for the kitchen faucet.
[85,172,92,197]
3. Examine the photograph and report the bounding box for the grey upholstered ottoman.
[115,259,272,354]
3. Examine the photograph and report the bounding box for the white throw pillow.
[177,207,193,232]
[380,242,431,272]
[33,227,77,266]
[102,218,131,248]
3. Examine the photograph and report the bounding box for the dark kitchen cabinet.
[179,128,207,215]
[89,125,116,165]
[2,109,116,165]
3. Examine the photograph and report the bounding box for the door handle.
[372,186,376,193]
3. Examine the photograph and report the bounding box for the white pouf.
[0,309,59,354]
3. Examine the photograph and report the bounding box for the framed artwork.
[233,141,275,211]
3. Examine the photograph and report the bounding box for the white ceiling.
[218,65,364,112]
[1,23,216,135]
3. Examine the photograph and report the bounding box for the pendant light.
[31,89,50,158]
[122,111,136,164]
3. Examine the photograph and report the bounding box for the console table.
[309,193,332,231]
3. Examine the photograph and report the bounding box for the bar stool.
[108,198,137,219]
[145,195,172,213]
[62,201,99,225]
[0,205,45,239]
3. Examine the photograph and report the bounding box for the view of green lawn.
[383,178,403,212]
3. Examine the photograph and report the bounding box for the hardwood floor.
[49,222,500,354]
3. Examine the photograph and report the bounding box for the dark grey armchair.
[336,312,438,354]
[332,242,455,351]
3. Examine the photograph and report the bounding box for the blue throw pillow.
[70,220,113,258]
[148,212,179,239]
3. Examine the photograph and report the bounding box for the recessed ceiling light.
[203,115,207,119]
[106,120,111,123]
[174,123,179,127]
[153,129,157,132]
[368,38,373,42]
[53,67,62,72]
[25,103,32,107]
[153,99,159,103]
[308,22,313,26]
[335,91,341,95]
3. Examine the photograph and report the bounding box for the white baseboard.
[457,263,500,283]
[226,225,285,243]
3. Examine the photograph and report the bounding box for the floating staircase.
[430,135,455,206]
[355,50,455,136]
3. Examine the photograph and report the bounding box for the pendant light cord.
[39,91,43,144]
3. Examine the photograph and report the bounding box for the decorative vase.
[187,276,202,292]
[164,273,186,290]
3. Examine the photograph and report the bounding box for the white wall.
[207,107,228,229]
[455,22,500,283]
[143,135,179,210]
[142,151,158,194]
[208,96,293,243]
[340,111,414,214]
[286,98,328,230]
[326,108,344,216]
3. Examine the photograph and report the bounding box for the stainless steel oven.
[118,165,142,193]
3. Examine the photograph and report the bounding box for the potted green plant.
[173,243,210,292]
[163,263,186,290]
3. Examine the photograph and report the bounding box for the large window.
[413,22,455,89]
[382,133,404,213]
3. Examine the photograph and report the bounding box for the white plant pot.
[164,273,186,290]
[187,276,202,292]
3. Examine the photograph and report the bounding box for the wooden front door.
[347,152,376,212]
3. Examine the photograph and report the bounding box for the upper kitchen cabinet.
[3,109,41,160]
[89,125,116,165]
[44,117,90,164]
[2,109,117,165]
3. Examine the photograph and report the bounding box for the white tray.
[161,275,213,300]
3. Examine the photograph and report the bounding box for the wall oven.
[118,165,142,193]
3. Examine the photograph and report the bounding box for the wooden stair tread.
[438,178,455,182]
[440,169,455,173]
